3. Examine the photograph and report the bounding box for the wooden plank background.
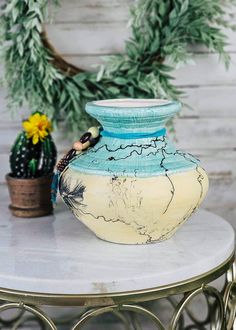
[0,0,235,227]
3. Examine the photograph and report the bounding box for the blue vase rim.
[86,98,181,118]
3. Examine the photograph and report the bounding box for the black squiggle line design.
[159,139,175,215]
[93,136,176,215]
[137,230,153,243]
[91,136,177,216]
[175,150,204,205]
[79,208,132,227]
[156,205,194,241]
[132,221,153,243]
[145,149,162,157]
[79,208,151,243]
[90,137,163,154]
[89,137,166,162]
[74,195,154,243]
[163,147,205,209]
[196,166,204,200]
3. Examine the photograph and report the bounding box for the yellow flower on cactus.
[23,113,52,144]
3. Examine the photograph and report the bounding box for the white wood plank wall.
[0,0,235,227]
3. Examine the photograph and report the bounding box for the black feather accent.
[59,171,86,211]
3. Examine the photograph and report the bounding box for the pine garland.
[1,0,235,135]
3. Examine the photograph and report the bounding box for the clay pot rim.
[6,173,53,183]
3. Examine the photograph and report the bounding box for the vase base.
[9,204,53,218]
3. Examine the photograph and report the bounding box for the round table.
[0,205,235,329]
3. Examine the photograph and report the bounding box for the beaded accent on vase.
[51,127,101,204]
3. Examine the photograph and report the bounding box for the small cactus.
[10,112,57,178]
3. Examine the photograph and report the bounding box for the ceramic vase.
[59,99,209,244]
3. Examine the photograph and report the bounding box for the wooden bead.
[80,132,91,143]
[73,128,100,152]
[73,141,83,151]
[88,126,100,139]
[81,141,90,150]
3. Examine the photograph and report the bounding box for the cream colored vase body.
[59,99,209,244]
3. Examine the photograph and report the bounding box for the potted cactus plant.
[6,112,57,217]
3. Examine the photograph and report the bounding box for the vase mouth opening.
[93,98,171,108]
[86,98,181,118]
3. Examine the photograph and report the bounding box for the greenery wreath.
[1,0,235,135]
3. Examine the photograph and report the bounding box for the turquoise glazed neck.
[69,99,200,177]
[86,99,180,134]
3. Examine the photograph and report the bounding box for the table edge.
[0,252,234,307]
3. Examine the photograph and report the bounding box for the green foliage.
[1,0,235,135]
[10,131,57,178]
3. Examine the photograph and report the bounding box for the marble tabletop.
[0,203,234,295]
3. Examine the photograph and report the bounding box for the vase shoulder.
[70,99,200,177]
[69,135,199,177]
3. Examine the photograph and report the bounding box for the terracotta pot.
[6,174,53,218]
